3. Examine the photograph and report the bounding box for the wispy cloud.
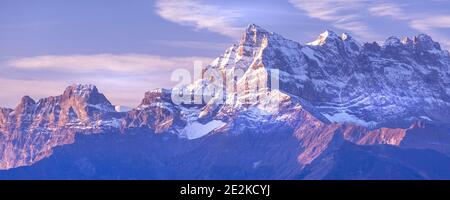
[333,21,377,40]
[155,0,243,38]
[288,0,364,21]
[288,0,380,41]
[410,15,450,32]
[148,40,231,52]
[368,3,409,20]
[7,54,211,74]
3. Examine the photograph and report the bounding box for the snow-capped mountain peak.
[139,88,172,107]
[61,84,114,111]
[413,34,441,51]
[401,36,414,46]
[63,84,103,101]
[64,84,97,97]
[383,34,443,53]
[240,23,272,48]
[307,29,340,46]
[245,23,269,34]
[383,36,402,47]
[341,32,351,41]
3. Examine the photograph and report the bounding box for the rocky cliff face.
[123,89,186,134]
[0,84,119,169]
[0,24,449,179]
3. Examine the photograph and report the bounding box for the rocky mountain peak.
[63,84,97,98]
[341,32,360,52]
[341,32,351,41]
[383,36,402,47]
[383,34,443,53]
[140,88,172,106]
[307,30,360,54]
[413,34,441,51]
[308,29,340,46]
[244,23,270,36]
[18,95,36,106]
[62,84,113,108]
[401,36,414,46]
[15,96,36,114]
[239,23,272,47]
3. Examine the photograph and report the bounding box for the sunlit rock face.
[123,89,187,134]
[0,24,450,179]
[0,84,118,169]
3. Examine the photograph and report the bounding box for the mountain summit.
[307,30,341,46]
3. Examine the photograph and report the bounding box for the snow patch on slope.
[181,120,226,140]
[323,112,377,127]
[419,116,433,121]
[115,105,132,112]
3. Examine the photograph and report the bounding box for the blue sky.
[1,0,449,108]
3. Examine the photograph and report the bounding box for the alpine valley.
[1,24,450,180]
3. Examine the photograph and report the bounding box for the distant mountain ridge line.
[0,24,449,179]
[1,24,449,109]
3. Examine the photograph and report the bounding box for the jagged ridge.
[0,24,450,179]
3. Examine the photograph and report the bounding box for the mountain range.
[1,24,450,179]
